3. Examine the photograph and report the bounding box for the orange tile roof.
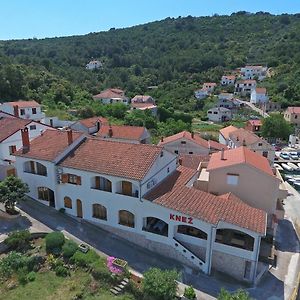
[247,119,262,127]
[93,88,125,99]
[255,88,267,94]
[219,125,238,140]
[222,75,236,80]
[287,107,300,114]
[158,131,209,149]
[0,117,31,142]
[14,130,83,162]
[207,146,274,176]
[145,166,266,234]
[131,95,154,103]
[60,137,162,180]
[179,154,210,170]
[5,100,41,108]
[208,140,227,151]
[78,116,108,128]
[96,125,146,141]
[229,128,262,145]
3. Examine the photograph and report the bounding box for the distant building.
[203,82,217,93]
[219,125,238,145]
[194,88,209,100]
[245,120,262,133]
[70,116,108,135]
[86,60,102,70]
[240,65,267,81]
[284,107,300,126]
[131,95,155,104]
[207,107,232,122]
[250,88,269,104]
[259,101,281,113]
[130,95,157,116]
[221,75,236,85]
[218,93,234,101]
[234,80,257,95]
[93,88,129,105]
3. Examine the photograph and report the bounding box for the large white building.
[13,129,271,283]
[250,88,269,104]
[93,88,129,105]
[240,66,267,81]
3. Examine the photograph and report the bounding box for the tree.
[0,176,29,213]
[218,288,252,300]
[261,113,293,140]
[142,268,179,300]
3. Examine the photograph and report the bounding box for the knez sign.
[169,214,193,224]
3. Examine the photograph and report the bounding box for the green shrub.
[62,240,78,258]
[0,252,29,279]
[70,249,99,267]
[27,255,45,272]
[45,232,65,254]
[91,261,112,283]
[17,267,29,285]
[27,271,36,282]
[55,265,69,277]
[4,230,31,251]
[184,286,196,299]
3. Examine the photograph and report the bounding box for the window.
[167,167,170,173]
[64,196,72,209]
[9,145,16,155]
[160,151,164,157]
[61,174,81,185]
[189,152,193,154]
[213,112,218,114]
[295,115,298,119]
[227,174,239,185]
[24,161,47,176]
[30,125,36,130]
[32,108,37,114]
[208,111,212,114]
[38,187,50,201]
[20,109,25,115]
[177,225,207,240]
[262,151,268,158]
[94,176,112,192]
[92,204,107,220]
[119,210,135,228]
[258,142,263,146]
[36,162,47,176]
[181,141,186,144]
[174,150,178,154]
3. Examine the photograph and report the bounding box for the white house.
[0,100,45,121]
[234,80,257,95]
[240,66,267,81]
[218,93,234,101]
[203,83,217,93]
[86,60,102,70]
[207,107,232,122]
[130,95,157,116]
[194,88,209,100]
[221,75,236,85]
[14,129,268,283]
[0,115,55,179]
[70,116,108,135]
[93,88,129,105]
[250,88,269,104]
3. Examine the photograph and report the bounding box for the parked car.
[289,152,299,160]
[280,153,290,160]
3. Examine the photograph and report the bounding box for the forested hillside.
[0,11,300,113]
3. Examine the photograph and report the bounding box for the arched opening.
[24,161,47,176]
[64,196,72,209]
[215,228,254,251]
[76,199,83,218]
[177,225,207,240]
[92,176,112,192]
[37,187,55,207]
[119,210,134,228]
[143,217,168,237]
[117,181,139,198]
[92,204,107,220]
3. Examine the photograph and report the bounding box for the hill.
[0,12,300,113]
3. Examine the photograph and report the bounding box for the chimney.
[108,126,113,138]
[21,127,30,153]
[13,105,19,117]
[161,136,164,142]
[191,132,194,139]
[67,129,73,145]
[221,148,225,160]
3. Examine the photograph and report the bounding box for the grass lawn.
[192,122,223,133]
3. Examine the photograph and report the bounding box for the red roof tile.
[145,166,266,234]
[228,128,262,145]
[247,120,262,127]
[207,146,274,176]
[5,100,41,108]
[287,107,300,114]
[131,95,154,103]
[78,116,108,128]
[14,130,83,162]
[219,125,238,140]
[96,125,146,141]
[179,154,210,170]
[208,140,227,151]
[0,117,31,142]
[60,137,162,180]
[93,88,126,99]
[255,88,267,94]
[158,131,209,149]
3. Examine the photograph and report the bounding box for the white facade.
[1,103,45,121]
[86,60,102,70]
[194,89,208,100]
[221,76,235,85]
[240,66,267,81]
[250,89,269,104]
[235,81,257,95]
[101,98,129,105]
[207,107,232,123]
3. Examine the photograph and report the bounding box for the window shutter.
[61,174,68,183]
[30,161,35,173]
[76,176,82,185]
[95,176,100,189]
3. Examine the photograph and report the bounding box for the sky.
[0,0,300,40]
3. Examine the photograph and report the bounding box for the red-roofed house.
[158,131,210,155]
[203,82,217,92]
[250,88,269,104]
[96,125,151,144]
[235,80,257,95]
[284,107,300,126]
[131,102,158,116]
[245,120,262,133]
[219,125,238,145]
[70,116,108,134]
[93,88,129,105]
[221,75,236,86]
[0,100,45,121]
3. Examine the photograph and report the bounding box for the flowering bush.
[106,256,122,274]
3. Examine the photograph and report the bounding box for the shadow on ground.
[0,215,32,234]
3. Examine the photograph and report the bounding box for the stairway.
[110,277,129,296]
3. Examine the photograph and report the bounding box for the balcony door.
[76,199,83,218]
[122,181,132,196]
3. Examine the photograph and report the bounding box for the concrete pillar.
[205,226,216,275]
[252,235,261,282]
[168,224,175,240]
[135,215,144,232]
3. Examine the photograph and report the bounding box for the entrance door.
[122,181,132,196]
[6,168,16,177]
[76,199,83,218]
[48,189,55,208]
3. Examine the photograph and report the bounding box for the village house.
[250,88,269,104]
[96,125,151,144]
[259,101,281,113]
[70,116,108,135]
[203,83,217,93]
[240,66,267,81]
[14,129,270,283]
[93,88,129,105]
[219,125,238,145]
[245,120,262,134]
[227,128,275,163]
[131,95,155,104]
[0,113,55,179]
[194,88,209,100]
[235,80,257,95]
[221,75,236,86]
[0,100,45,121]
[130,95,157,116]
[284,107,300,126]
[86,60,102,70]
[207,107,232,122]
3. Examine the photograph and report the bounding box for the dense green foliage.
[261,113,293,140]
[218,288,252,300]
[62,240,78,258]
[142,268,179,300]
[184,285,196,299]
[4,230,31,252]
[45,232,65,254]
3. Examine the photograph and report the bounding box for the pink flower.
[107,256,122,274]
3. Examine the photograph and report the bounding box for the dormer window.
[20,109,25,116]
[160,151,164,157]
[181,141,186,144]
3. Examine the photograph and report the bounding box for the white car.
[280,153,290,160]
[289,152,299,160]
